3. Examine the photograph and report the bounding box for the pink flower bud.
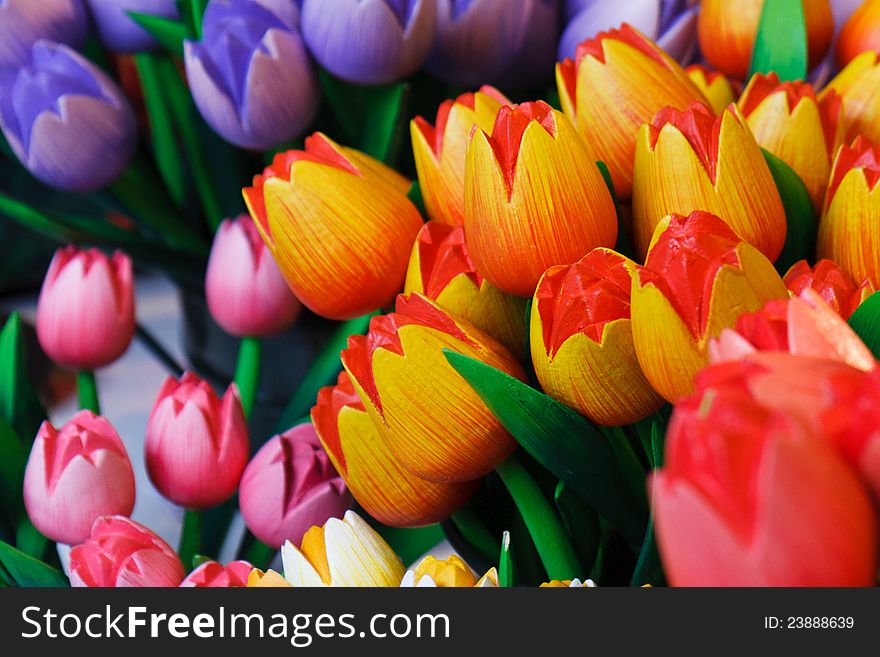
[68,516,185,587]
[179,560,253,587]
[205,215,302,337]
[145,373,249,509]
[239,422,351,549]
[36,246,135,369]
[23,410,135,545]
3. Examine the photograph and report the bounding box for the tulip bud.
[36,246,135,370]
[341,293,525,483]
[632,102,787,262]
[281,510,405,587]
[205,215,301,337]
[836,0,880,67]
[243,132,423,320]
[180,560,252,587]
[300,0,436,84]
[0,41,137,191]
[184,0,318,150]
[540,578,596,587]
[817,136,880,287]
[145,373,249,509]
[784,258,874,319]
[411,86,508,226]
[559,0,699,63]
[697,0,833,80]
[464,100,617,297]
[247,568,291,587]
[822,50,880,143]
[685,64,737,115]
[312,371,477,527]
[709,290,876,370]
[530,248,663,426]
[399,555,497,587]
[404,221,526,355]
[426,0,558,88]
[86,0,179,53]
[23,411,135,546]
[630,212,788,401]
[555,23,708,198]
[69,516,185,587]
[653,382,878,586]
[238,422,352,549]
[738,73,843,211]
[0,0,87,70]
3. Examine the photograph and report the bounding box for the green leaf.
[443,350,647,549]
[360,83,409,164]
[15,518,48,561]
[762,149,816,273]
[407,181,427,218]
[0,541,68,587]
[554,482,600,574]
[127,12,188,57]
[190,0,209,38]
[750,0,808,81]
[0,312,46,442]
[275,313,377,432]
[631,423,667,587]
[448,506,498,564]
[848,291,880,359]
[0,419,26,531]
[498,531,513,587]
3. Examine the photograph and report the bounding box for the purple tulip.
[301,0,437,85]
[85,0,179,53]
[0,0,88,71]
[559,0,698,63]
[0,41,137,192]
[426,0,560,88]
[185,0,318,150]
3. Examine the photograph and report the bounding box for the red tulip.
[179,560,253,588]
[783,259,874,319]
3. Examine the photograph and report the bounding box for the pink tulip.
[68,516,185,587]
[36,246,135,369]
[23,411,135,545]
[179,560,253,587]
[239,422,351,549]
[145,373,249,509]
[205,215,302,337]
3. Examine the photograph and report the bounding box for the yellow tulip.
[817,137,880,287]
[399,556,498,587]
[530,248,663,426]
[341,292,525,483]
[631,101,787,263]
[540,578,596,587]
[556,23,708,199]
[686,65,738,115]
[630,211,788,402]
[822,50,880,144]
[411,86,508,225]
[311,371,477,527]
[242,132,423,320]
[246,569,292,588]
[739,72,843,211]
[404,220,526,355]
[464,100,617,297]
[280,511,405,587]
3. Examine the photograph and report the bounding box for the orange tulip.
[404,221,526,355]
[738,73,843,211]
[632,101,787,262]
[697,0,834,80]
[311,371,477,527]
[530,248,663,426]
[243,132,423,320]
[836,0,880,68]
[784,258,874,319]
[556,23,707,199]
[341,293,525,483]
[411,86,509,226]
[817,136,880,287]
[463,100,617,297]
[630,211,788,402]
[822,50,880,144]
[685,64,738,115]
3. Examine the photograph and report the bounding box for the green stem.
[498,531,513,587]
[178,509,202,570]
[76,370,100,414]
[244,539,276,570]
[495,456,583,581]
[234,336,262,420]
[603,425,648,508]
